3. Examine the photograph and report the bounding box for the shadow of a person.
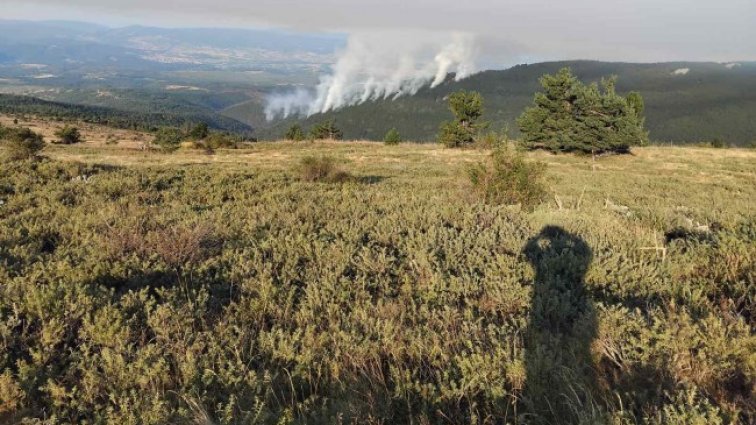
[522,226,599,424]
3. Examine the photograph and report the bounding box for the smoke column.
[265,31,479,120]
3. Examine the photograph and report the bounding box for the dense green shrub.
[284,123,306,141]
[53,125,82,144]
[152,127,184,152]
[309,119,343,140]
[518,68,648,154]
[1,126,45,160]
[297,155,351,182]
[467,143,548,210]
[438,90,485,148]
[204,133,238,149]
[188,122,209,140]
[383,128,401,145]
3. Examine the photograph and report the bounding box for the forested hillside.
[260,61,756,145]
[0,94,252,133]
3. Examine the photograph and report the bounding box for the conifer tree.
[438,90,485,148]
[383,128,401,145]
[518,68,648,154]
[309,119,343,140]
[285,124,305,141]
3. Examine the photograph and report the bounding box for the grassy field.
[0,128,754,423]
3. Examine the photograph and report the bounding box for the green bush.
[1,126,45,160]
[518,67,648,154]
[204,133,238,149]
[383,128,401,145]
[188,122,209,140]
[438,120,472,148]
[54,125,82,144]
[467,144,547,210]
[284,123,306,141]
[152,127,184,152]
[297,155,351,182]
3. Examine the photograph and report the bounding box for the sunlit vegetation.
[0,134,753,423]
[383,128,401,145]
[518,68,648,154]
[467,143,548,210]
[152,123,243,153]
[0,124,45,161]
[53,125,83,145]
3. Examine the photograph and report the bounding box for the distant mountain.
[0,20,345,74]
[258,61,756,145]
[0,20,346,132]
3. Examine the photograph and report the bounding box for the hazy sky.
[4,0,756,63]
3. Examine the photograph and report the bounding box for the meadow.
[0,125,754,424]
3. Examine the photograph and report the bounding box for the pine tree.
[285,124,305,141]
[309,119,343,140]
[438,90,485,148]
[383,128,401,145]
[518,68,648,154]
[188,122,209,140]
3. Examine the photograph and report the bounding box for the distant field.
[0,121,754,423]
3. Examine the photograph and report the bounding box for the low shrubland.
[0,125,45,161]
[53,125,83,145]
[152,123,241,152]
[0,140,753,424]
[467,143,548,210]
[297,155,352,183]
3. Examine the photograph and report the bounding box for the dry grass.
[0,113,153,149]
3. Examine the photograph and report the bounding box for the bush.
[383,128,401,145]
[204,133,238,149]
[298,155,351,183]
[1,126,45,160]
[54,125,82,144]
[518,68,648,154]
[309,119,343,140]
[188,122,209,140]
[467,143,547,210]
[474,129,507,150]
[285,124,306,141]
[152,127,184,152]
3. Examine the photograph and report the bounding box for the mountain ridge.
[257,60,756,145]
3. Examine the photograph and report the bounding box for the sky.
[3,0,756,63]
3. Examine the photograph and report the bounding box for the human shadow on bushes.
[522,226,599,424]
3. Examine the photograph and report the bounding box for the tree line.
[283,68,649,154]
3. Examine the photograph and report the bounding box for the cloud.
[5,0,756,63]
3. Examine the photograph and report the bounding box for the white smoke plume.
[265,31,479,120]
